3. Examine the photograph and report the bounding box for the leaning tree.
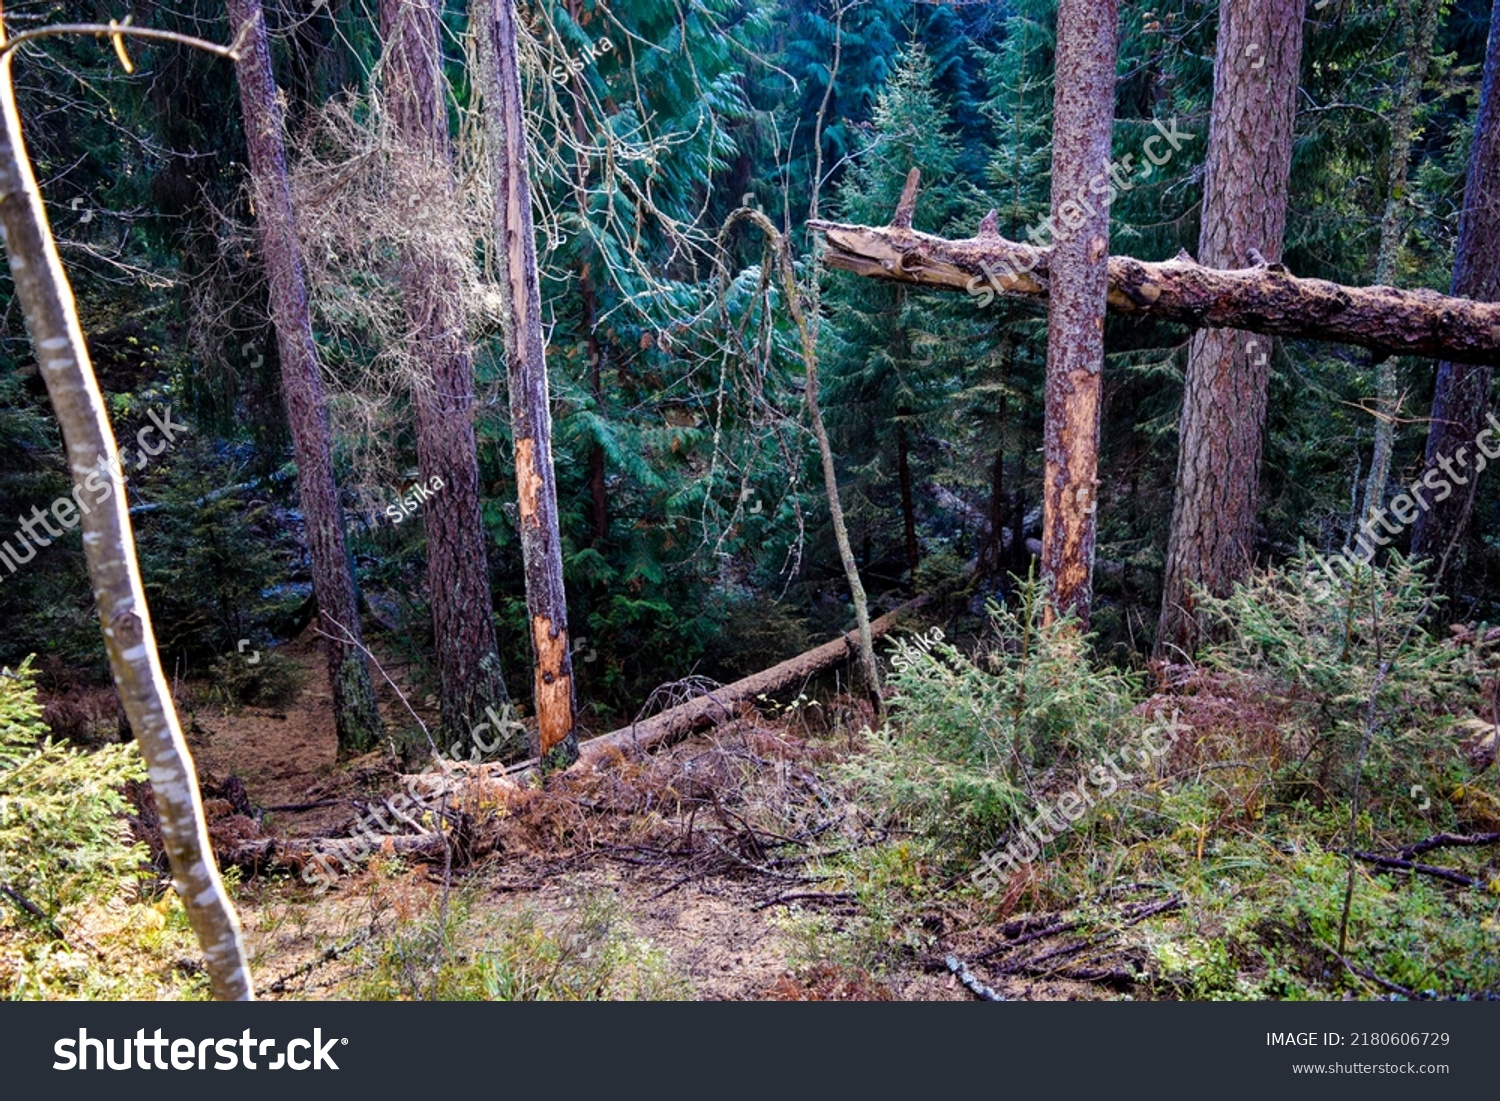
[0,7,252,1000]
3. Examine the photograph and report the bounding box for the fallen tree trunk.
[217,596,933,875]
[808,173,1500,367]
[566,595,930,771]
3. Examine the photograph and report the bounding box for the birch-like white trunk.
[0,14,252,1000]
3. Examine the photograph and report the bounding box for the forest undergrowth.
[3,556,1498,1001]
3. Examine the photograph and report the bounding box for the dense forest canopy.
[3,0,1497,691]
[0,0,1497,1005]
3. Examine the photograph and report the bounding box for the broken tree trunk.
[569,595,929,771]
[475,0,580,770]
[807,207,1500,369]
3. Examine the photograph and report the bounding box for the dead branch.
[1345,849,1483,887]
[809,171,1500,367]
[945,954,1005,1001]
[1395,831,1500,860]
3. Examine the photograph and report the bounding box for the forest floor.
[103,620,1499,1003]
[172,631,1112,1001]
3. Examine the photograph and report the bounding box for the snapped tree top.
[808,169,1500,367]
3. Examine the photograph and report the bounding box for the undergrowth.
[812,557,1500,999]
[343,881,685,1001]
[0,658,207,999]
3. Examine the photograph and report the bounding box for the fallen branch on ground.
[945,954,1005,1002]
[1395,831,1500,860]
[1345,849,1483,887]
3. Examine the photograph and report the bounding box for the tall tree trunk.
[0,8,252,999]
[1041,0,1118,627]
[1410,0,1500,565]
[380,0,512,747]
[1361,0,1441,533]
[230,0,383,754]
[1157,0,1302,656]
[475,0,580,769]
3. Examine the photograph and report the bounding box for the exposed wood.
[806,216,1500,369]
[475,0,579,768]
[1040,0,1116,626]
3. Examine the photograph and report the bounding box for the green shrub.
[845,577,1144,855]
[0,659,207,1000]
[0,659,146,921]
[1194,549,1480,814]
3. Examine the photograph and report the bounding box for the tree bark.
[475,0,580,769]
[1041,0,1117,627]
[1410,0,1500,564]
[0,9,252,999]
[380,0,511,746]
[229,0,383,753]
[806,218,1500,369]
[1157,0,1302,655]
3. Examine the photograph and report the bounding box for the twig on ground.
[1319,941,1421,999]
[0,881,65,940]
[1344,850,1482,888]
[265,930,374,995]
[1396,831,1500,860]
[973,917,1084,960]
[945,954,1005,1001]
